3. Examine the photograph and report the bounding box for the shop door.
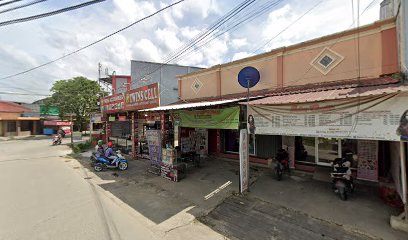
[208,129,218,153]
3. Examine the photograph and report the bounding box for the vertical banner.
[146,130,162,167]
[239,129,249,193]
[357,140,379,181]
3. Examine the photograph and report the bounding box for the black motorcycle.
[331,157,354,200]
[274,149,290,181]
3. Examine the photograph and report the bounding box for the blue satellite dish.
[238,66,260,88]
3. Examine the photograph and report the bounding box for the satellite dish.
[238,66,260,88]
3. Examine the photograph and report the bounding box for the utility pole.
[70,114,73,146]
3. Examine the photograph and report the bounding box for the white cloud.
[231,52,253,62]
[231,38,248,49]
[133,38,162,62]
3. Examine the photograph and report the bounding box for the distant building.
[0,101,40,137]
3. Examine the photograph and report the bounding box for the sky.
[0,0,381,103]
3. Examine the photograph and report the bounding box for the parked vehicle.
[274,148,290,181]
[52,134,62,145]
[331,157,354,200]
[91,150,128,172]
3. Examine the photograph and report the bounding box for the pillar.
[32,121,38,135]
[132,112,138,159]
[16,121,21,136]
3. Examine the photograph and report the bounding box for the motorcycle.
[331,157,354,200]
[52,134,62,145]
[274,149,290,181]
[91,150,128,172]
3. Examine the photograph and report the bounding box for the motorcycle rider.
[104,142,118,166]
[57,128,65,138]
[95,140,104,157]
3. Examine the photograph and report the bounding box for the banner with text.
[178,107,240,129]
[101,83,160,113]
[248,92,408,141]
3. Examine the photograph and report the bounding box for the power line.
[0,0,23,8]
[0,0,106,27]
[252,0,323,54]
[0,0,48,15]
[0,0,185,81]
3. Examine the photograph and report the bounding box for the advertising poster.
[357,140,379,182]
[239,129,249,193]
[248,93,408,141]
[178,107,240,129]
[146,130,162,167]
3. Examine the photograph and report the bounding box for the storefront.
[246,83,408,184]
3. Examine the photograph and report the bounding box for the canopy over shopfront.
[245,83,408,141]
[244,81,408,212]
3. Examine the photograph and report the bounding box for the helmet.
[97,140,103,145]
[108,142,113,148]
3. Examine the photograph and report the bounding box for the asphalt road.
[0,139,158,240]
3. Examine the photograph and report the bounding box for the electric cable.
[0,0,23,8]
[0,0,185,81]
[0,0,106,27]
[0,0,47,15]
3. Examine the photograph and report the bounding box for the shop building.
[0,101,40,137]
[100,61,203,157]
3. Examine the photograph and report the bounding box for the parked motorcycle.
[91,150,128,172]
[331,157,354,200]
[52,134,62,145]
[274,149,290,181]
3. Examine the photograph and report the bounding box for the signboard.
[124,83,160,110]
[90,113,102,123]
[101,83,160,113]
[239,129,249,193]
[357,140,378,181]
[40,106,60,116]
[101,93,125,113]
[118,116,127,122]
[248,93,408,141]
[146,130,162,167]
[108,116,115,122]
[178,107,240,129]
[43,121,72,126]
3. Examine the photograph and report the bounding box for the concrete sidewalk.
[249,171,408,240]
[73,151,258,239]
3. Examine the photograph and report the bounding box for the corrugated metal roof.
[140,98,246,112]
[0,101,32,113]
[246,83,408,105]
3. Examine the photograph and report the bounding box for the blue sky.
[0,0,381,102]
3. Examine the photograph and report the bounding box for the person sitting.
[95,140,104,157]
[104,142,118,166]
[57,128,65,138]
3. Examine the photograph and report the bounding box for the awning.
[0,117,40,121]
[140,98,246,112]
[245,84,408,105]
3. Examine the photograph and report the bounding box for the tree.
[47,76,104,131]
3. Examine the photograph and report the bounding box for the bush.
[70,140,93,153]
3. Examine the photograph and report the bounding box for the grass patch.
[70,139,93,153]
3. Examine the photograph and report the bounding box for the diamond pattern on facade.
[191,78,203,94]
[310,47,344,75]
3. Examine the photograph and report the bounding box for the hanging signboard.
[101,83,160,113]
[90,113,103,123]
[248,92,408,141]
[178,107,240,129]
[146,130,162,167]
[239,129,249,193]
[108,116,115,122]
[118,116,127,121]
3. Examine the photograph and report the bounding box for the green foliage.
[47,76,105,131]
[70,139,93,153]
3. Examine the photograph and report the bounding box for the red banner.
[101,83,160,113]
[43,121,72,126]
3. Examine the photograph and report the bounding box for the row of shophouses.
[101,2,408,218]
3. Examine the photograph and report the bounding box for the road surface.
[0,139,158,240]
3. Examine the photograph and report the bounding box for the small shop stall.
[43,120,72,135]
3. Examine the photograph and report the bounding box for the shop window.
[295,137,316,163]
[317,138,340,166]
